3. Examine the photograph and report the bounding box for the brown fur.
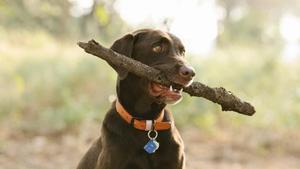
[77,29,195,169]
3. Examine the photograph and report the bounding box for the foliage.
[0,0,130,42]
[1,0,300,135]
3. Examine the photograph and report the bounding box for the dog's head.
[111,29,195,105]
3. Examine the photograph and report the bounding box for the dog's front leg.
[156,151,186,169]
[95,145,134,169]
[156,133,186,169]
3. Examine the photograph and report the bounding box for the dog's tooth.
[179,88,183,92]
[170,85,173,91]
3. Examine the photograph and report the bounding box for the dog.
[77,29,195,169]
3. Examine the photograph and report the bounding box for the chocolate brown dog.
[77,29,195,169]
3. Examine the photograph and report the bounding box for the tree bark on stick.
[78,39,256,116]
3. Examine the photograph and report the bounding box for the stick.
[77,39,256,116]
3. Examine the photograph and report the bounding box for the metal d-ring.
[147,130,158,140]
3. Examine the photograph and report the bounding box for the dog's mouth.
[148,82,186,105]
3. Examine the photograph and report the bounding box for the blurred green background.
[1,0,300,168]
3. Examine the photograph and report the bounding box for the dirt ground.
[1,123,300,169]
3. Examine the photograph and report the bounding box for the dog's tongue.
[151,83,166,93]
[150,82,182,97]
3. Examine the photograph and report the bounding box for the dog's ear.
[110,34,134,79]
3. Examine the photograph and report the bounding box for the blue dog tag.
[144,139,159,154]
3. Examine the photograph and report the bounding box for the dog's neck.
[116,75,166,120]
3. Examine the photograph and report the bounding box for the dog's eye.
[152,45,162,53]
[178,46,185,56]
[180,50,185,56]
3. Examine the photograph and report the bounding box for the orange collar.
[115,100,172,131]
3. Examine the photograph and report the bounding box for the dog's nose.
[179,65,195,78]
